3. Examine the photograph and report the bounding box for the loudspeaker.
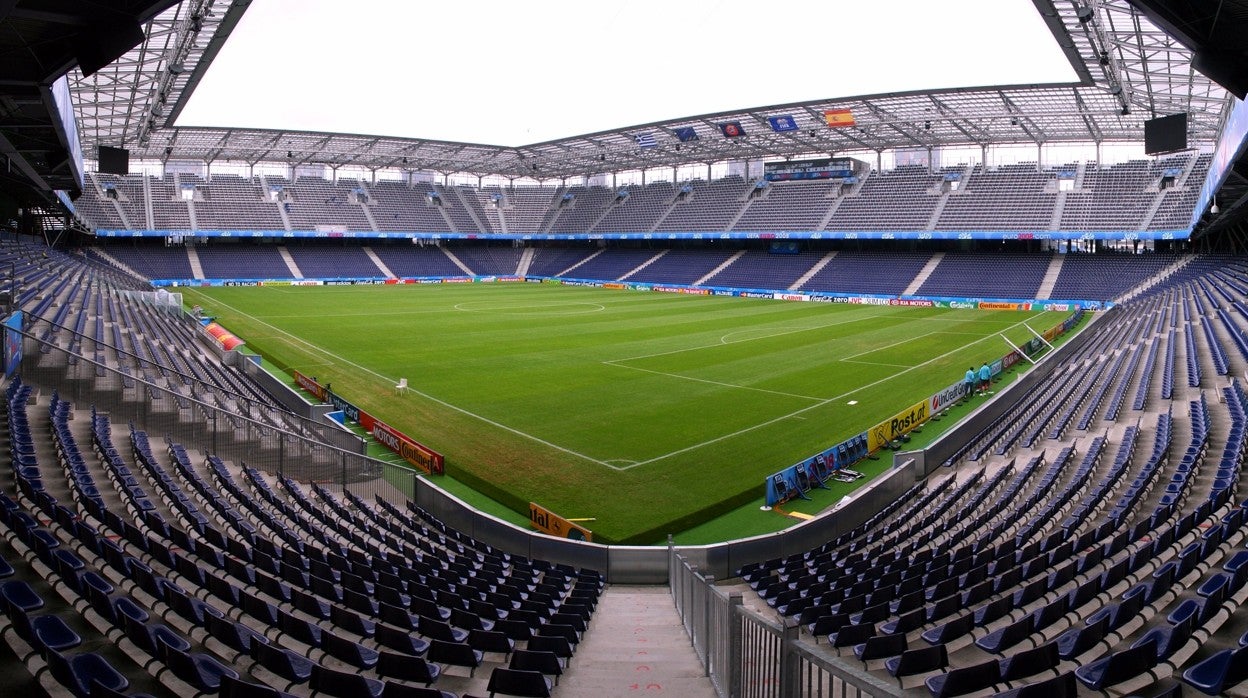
[76,21,146,77]
[98,146,130,176]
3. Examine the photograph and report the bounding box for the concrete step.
[558,586,718,697]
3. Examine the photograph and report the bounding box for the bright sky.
[175,0,1078,146]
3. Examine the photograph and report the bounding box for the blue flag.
[768,115,798,132]
[674,126,699,142]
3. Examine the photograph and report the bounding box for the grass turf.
[183,282,1070,543]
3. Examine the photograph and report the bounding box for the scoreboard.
[763,157,857,181]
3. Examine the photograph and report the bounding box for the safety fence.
[669,548,902,698]
[14,326,412,500]
[21,309,365,454]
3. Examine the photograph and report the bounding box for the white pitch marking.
[840,331,938,361]
[453,301,606,314]
[194,287,1059,474]
[604,362,824,401]
[838,359,914,369]
[193,293,627,471]
[609,313,883,365]
[616,313,1052,470]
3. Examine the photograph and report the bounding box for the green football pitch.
[183,282,1070,543]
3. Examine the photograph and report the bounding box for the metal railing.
[16,328,413,502]
[22,307,364,453]
[669,547,902,698]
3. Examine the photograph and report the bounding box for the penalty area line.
[619,313,1045,470]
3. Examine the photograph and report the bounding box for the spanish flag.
[824,109,855,128]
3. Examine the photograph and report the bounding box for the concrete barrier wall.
[413,459,916,584]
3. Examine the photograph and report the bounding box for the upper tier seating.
[74,154,1211,236]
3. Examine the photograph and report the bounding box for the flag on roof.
[768,115,798,133]
[673,126,699,142]
[824,109,855,127]
[719,121,745,138]
[635,132,658,149]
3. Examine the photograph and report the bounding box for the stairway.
[648,195,682,233]
[619,250,669,281]
[557,249,605,277]
[358,188,381,232]
[1037,254,1065,299]
[816,194,845,230]
[173,174,198,231]
[723,189,756,231]
[186,245,205,280]
[790,251,836,290]
[277,246,302,278]
[91,247,144,280]
[902,252,944,296]
[693,250,746,287]
[1049,191,1068,231]
[516,247,535,276]
[926,192,950,230]
[1174,152,1201,188]
[556,587,718,698]
[440,246,476,275]
[362,246,395,278]
[1073,161,1088,189]
[445,185,487,232]
[1139,189,1169,230]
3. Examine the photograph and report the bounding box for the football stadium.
[2,0,1248,696]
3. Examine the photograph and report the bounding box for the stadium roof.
[57,0,1234,182]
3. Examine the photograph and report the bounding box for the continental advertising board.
[373,420,445,476]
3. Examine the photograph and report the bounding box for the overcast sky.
[175,0,1077,146]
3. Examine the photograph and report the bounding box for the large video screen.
[763,158,856,181]
[1144,113,1187,155]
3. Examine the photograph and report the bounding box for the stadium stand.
[5,199,1248,697]
[916,253,1052,299]
[823,165,943,232]
[653,178,751,233]
[732,179,841,232]
[74,155,1210,238]
[801,251,933,296]
[195,175,286,231]
[592,182,676,234]
[933,163,1058,232]
[728,252,1248,695]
